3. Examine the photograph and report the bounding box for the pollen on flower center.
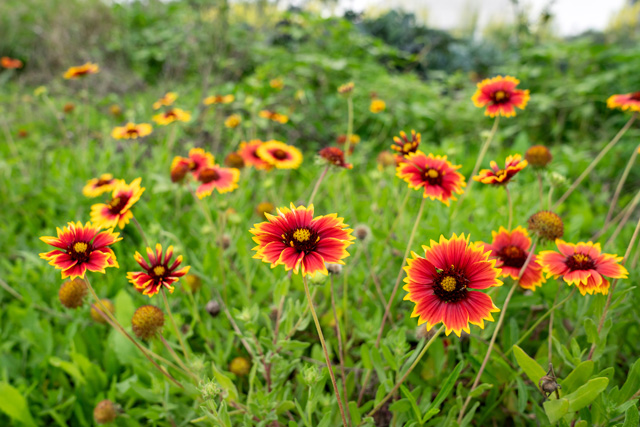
[293,228,311,242]
[441,276,457,292]
[74,242,88,253]
[108,196,129,214]
[427,169,439,178]
[494,90,507,101]
[566,252,595,271]
[153,265,166,276]
[573,254,588,263]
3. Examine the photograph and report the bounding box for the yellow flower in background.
[225,114,242,128]
[153,92,178,110]
[152,108,191,125]
[259,110,289,124]
[270,78,284,90]
[370,99,386,113]
[34,86,48,96]
[204,94,235,105]
[63,62,99,79]
[111,123,153,140]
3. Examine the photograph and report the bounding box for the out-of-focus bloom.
[34,86,47,96]
[90,299,115,324]
[90,178,145,229]
[110,104,122,116]
[396,152,466,206]
[153,92,177,110]
[188,148,215,177]
[239,140,272,170]
[528,211,564,242]
[472,75,530,117]
[370,99,386,113]
[377,151,397,169]
[94,400,119,424]
[59,278,88,309]
[63,62,99,79]
[336,134,361,146]
[195,166,240,198]
[170,157,192,183]
[403,234,502,336]
[270,78,284,90]
[1,57,23,69]
[203,94,234,105]
[152,108,191,125]
[354,224,371,242]
[256,140,303,169]
[184,274,202,293]
[83,174,117,198]
[607,92,640,112]
[474,154,528,185]
[338,82,355,95]
[539,241,628,295]
[224,114,242,128]
[319,147,352,169]
[229,356,251,376]
[525,145,552,168]
[132,305,164,340]
[127,244,190,297]
[256,201,275,218]
[63,103,75,114]
[259,110,289,124]
[391,130,421,161]
[224,152,245,169]
[40,222,120,280]
[17,129,28,138]
[111,122,153,140]
[480,227,545,291]
[250,204,355,276]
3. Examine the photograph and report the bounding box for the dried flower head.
[63,103,75,114]
[206,299,221,317]
[59,278,88,309]
[132,305,165,340]
[527,211,564,242]
[318,147,352,169]
[326,263,343,275]
[93,400,119,424]
[354,224,372,242]
[525,145,552,168]
[377,151,397,169]
[224,152,245,169]
[229,356,251,376]
[91,299,115,324]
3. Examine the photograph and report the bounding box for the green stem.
[344,96,354,160]
[307,165,329,206]
[331,276,351,426]
[505,185,513,230]
[160,334,198,382]
[162,288,190,362]
[131,215,150,249]
[606,143,639,225]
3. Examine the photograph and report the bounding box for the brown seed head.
[131,305,165,340]
[93,400,119,424]
[525,145,552,168]
[528,211,564,242]
[90,299,115,324]
[63,103,75,114]
[59,278,87,309]
[229,356,251,376]
[224,152,245,169]
[206,299,221,317]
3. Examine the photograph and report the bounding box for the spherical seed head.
[326,263,343,275]
[131,305,164,340]
[221,233,232,250]
[256,201,275,218]
[93,400,118,424]
[525,145,552,168]
[229,356,251,376]
[224,152,245,169]
[206,299,221,317]
[59,278,87,309]
[354,224,372,242]
[377,151,396,168]
[184,274,202,293]
[109,104,122,116]
[528,211,564,241]
[63,103,75,114]
[90,299,115,324]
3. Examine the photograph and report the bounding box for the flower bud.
[525,145,552,168]
[229,356,251,376]
[528,211,564,242]
[93,400,119,424]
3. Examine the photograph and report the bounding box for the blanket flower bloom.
[203,94,234,105]
[472,75,530,117]
[40,222,121,280]
[607,92,640,112]
[83,174,117,198]
[257,140,303,169]
[319,147,352,169]
[152,108,191,125]
[480,227,545,291]
[538,241,628,295]
[111,122,152,140]
[195,165,240,198]
[224,114,242,128]
[259,110,289,124]
[239,140,272,170]
[403,234,502,337]
[391,130,421,162]
[127,244,190,297]
[474,154,528,185]
[90,178,145,229]
[370,99,386,113]
[170,148,215,182]
[250,204,355,276]
[396,151,466,205]
[1,57,23,69]
[153,92,177,110]
[63,62,99,79]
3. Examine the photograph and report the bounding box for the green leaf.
[370,347,388,387]
[512,345,546,384]
[114,288,135,326]
[381,344,398,371]
[618,358,640,403]
[564,377,609,412]
[360,344,372,370]
[543,398,570,424]
[516,377,528,413]
[584,318,598,344]
[49,356,86,386]
[561,360,594,394]
[427,361,464,410]
[421,407,440,423]
[211,362,238,401]
[623,404,640,427]
[0,382,37,427]
[276,401,295,414]
[469,383,493,398]
[348,401,362,425]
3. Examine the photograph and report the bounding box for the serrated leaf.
[513,345,546,385]
[0,383,37,427]
[543,398,570,424]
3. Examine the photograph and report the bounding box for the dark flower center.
[423,168,442,185]
[95,178,112,187]
[165,111,177,119]
[68,241,92,263]
[126,127,139,136]
[108,195,130,214]
[273,149,288,160]
[432,266,469,303]
[630,92,640,101]
[492,90,510,103]
[282,227,319,253]
[199,168,220,183]
[565,253,595,271]
[498,245,527,268]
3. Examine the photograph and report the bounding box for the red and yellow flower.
[370,99,386,113]
[1,57,23,69]
[224,114,242,128]
[318,147,352,169]
[251,204,355,276]
[83,174,117,198]
[538,241,628,295]
[259,110,289,124]
[480,227,545,291]
[171,148,215,182]
[90,178,145,229]
[391,130,421,162]
[63,62,99,79]
[203,94,234,105]
[607,92,640,112]
[195,166,240,198]
[256,140,303,169]
[270,78,284,90]
[127,244,190,297]
[111,122,153,140]
[472,75,530,117]
[474,154,527,185]
[396,152,466,206]
[403,234,502,337]
[337,82,355,95]
[238,140,272,170]
[152,108,191,125]
[40,222,121,280]
[153,92,177,110]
